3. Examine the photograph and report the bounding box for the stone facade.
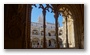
[31,15,63,48]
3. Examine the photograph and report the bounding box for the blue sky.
[31,4,63,27]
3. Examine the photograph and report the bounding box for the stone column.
[54,12,59,49]
[65,16,69,48]
[42,9,46,48]
[27,4,32,48]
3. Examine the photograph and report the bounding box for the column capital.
[54,12,59,19]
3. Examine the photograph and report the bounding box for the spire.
[58,21,60,27]
[38,14,44,23]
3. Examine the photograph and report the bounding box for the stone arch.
[48,32,51,36]
[57,5,74,48]
[57,4,83,48]
[59,29,63,36]
[41,30,44,35]
[41,38,43,45]
[48,30,55,36]
[48,38,56,48]
[58,37,63,48]
[31,37,40,48]
[32,29,39,35]
[58,5,77,19]
[50,38,56,43]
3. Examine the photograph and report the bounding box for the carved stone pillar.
[42,10,46,48]
[64,16,69,48]
[54,12,59,49]
[26,4,32,48]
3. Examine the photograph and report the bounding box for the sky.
[31,4,63,27]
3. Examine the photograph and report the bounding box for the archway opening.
[30,4,76,49]
[58,7,75,48]
[45,6,56,48]
[31,4,43,48]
